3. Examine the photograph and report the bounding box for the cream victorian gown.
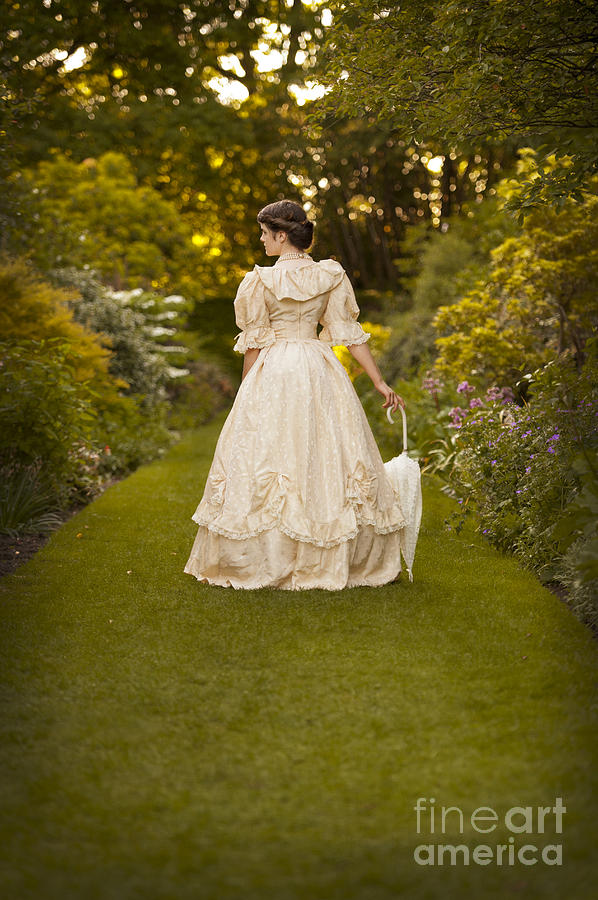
[183,257,407,590]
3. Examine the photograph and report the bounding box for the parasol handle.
[386,404,408,453]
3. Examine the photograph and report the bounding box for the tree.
[310,0,598,213]
[2,0,517,294]
[0,0,328,283]
[11,150,217,295]
[431,189,598,388]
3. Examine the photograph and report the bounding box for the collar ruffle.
[254,259,345,302]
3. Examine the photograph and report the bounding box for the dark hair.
[257,199,314,251]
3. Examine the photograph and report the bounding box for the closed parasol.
[384,405,422,582]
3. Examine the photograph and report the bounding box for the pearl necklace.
[277,252,310,261]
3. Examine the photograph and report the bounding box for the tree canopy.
[311,0,598,213]
[2,0,517,292]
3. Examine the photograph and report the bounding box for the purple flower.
[485,386,501,401]
[457,380,475,394]
[470,397,483,408]
[422,373,444,394]
[491,460,497,466]
[449,406,468,426]
[548,447,556,454]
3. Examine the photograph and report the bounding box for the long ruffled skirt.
[183,339,406,590]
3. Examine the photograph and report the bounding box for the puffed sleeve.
[318,268,371,347]
[232,268,276,354]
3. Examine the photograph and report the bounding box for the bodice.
[265,296,328,341]
[232,258,371,353]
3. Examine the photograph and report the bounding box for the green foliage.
[552,451,598,575]
[0,466,64,538]
[410,195,521,310]
[2,0,516,295]
[0,333,173,510]
[501,140,598,218]
[315,0,598,212]
[0,254,118,387]
[432,191,598,388]
[0,337,100,502]
[557,535,598,631]
[0,0,321,141]
[1,1,335,292]
[0,258,178,515]
[11,152,208,295]
[49,267,192,402]
[47,267,237,431]
[445,347,598,628]
[380,180,598,628]
[378,311,439,383]
[333,321,391,380]
[87,390,175,482]
[411,230,477,311]
[286,116,512,289]
[378,196,520,382]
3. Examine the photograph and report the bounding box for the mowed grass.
[1,411,597,900]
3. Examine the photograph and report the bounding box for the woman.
[184,199,407,590]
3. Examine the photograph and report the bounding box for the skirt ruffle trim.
[190,511,405,549]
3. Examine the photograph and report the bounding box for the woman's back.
[233,258,370,351]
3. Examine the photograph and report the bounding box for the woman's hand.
[346,343,405,411]
[375,380,405,412]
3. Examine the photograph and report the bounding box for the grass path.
[1,413,597,900]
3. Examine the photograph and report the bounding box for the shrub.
[0,254,117,389]
[0,465,65,537]
[432,193,598,388]
[0,258,178,513]
[0,337,99,504]
[444,344,598,628]
[51,269,169,398]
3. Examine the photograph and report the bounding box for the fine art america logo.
[413,797,566,866]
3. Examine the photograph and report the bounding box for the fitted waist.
[273,322,319,340]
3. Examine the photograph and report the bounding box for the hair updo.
[257,199,314,251]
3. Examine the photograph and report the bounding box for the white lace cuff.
[233,326,277,354]
[318,323,371,347]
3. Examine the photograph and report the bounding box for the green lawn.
[1,413,597,900]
